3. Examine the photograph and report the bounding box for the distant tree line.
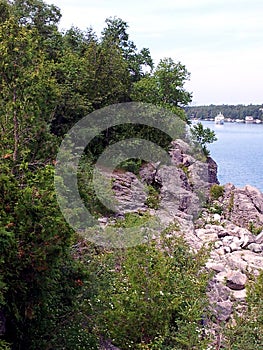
[185,104,263,120]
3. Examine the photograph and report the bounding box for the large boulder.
[221,183,263,228]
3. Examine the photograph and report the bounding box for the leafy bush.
[248,221,263,235]
[145,184,160,209]
[91,235,211,349]
[223,272,263,349]
[209,184,224,200]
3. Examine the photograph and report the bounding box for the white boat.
[245,116,254,124]
[215,112,224,125]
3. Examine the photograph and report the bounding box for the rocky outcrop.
[98,139,263,348]
[220,183,263,228]
[194,204,263,340]
[207,156,219,185]
[111,172,148,213]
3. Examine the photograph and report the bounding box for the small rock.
[226,271,247,290]
[214,300,233,321]
[224,246,231,253]
[195,229,218,242]
[98,217,109,224]
[239,234,250,248]
[229,242,241,252]
[217,247,226,256]
[214,240,223,249]
[207,280,231,301]
[247,243,262,253]
[222,236,233,245]
[231,289,247,301]
[206,262,225,273]
[215,271,228,283]
[213,213,221,222]
[255,231,263,244]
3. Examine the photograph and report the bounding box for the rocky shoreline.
[99,140,263,349]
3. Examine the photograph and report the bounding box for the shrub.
[145,184,160,209]
[209,184,224,200]
[223,271,263,349]
[91,235,211,349]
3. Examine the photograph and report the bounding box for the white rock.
[195,229,218,242]
[226,271,247,290]
[239,233,250,248]
[213,213,221,222]
[247,243,262,253]
[214,240,223,249]
[224,246,231,253]
[231,289,247,301]
[222,236,234,245]
[206,262,225,273]
[229,242,241,252]
[215,271,228,283]
[255,231,263,244]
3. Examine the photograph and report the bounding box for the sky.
[45,0,263,106]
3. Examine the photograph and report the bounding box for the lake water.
[200,121,263,192]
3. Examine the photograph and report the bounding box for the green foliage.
[190,122,217,156]
[0,14,59,163]
[118,158,144,174]
[227,192,235,213]
[224,272,263,349]
[91,236,211,349]
[113,212,152,228]
[0,341,11,350]
[208,203,224,215]
[131,58,192,123]
[145,184,160,209]
[248,221,263,235]
[209,184,224,200]
[101,16,153,81]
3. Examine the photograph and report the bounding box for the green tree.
[131,58,192,122]
[0,161,98,349]
[51,34,130,136]
[11,0,61,37]
[0,15,59,164]
[101,16,153,81]
[190,122,217,156]
[9,0,63,61]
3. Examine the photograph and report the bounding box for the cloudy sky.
[46,0,263,106]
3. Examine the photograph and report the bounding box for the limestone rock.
[111,172,148,213]
[221,184,263,228]
[226,271,247,290]
[231,289,247,301]
[195,228,218,243]
[225,250,263,273]
[247,243,262,253]
[206,156,219,184]
[255,231,263,244]
[214,301,233,321]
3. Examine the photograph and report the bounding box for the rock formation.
[99,139,263,349]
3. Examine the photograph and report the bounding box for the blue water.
[201,121,263,192]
